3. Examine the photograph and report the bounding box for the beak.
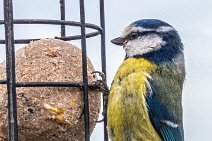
[111,37,125,46]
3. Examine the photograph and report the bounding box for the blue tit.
[108,19,185,141]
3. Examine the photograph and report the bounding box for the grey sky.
[1,0,212,141]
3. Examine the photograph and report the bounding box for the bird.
[107,19,185,141]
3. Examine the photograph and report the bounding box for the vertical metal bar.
[60,0,66,37]
[79,0,90,141]
[100,1,106,74]
[4,0,18,141]
[99,0,108,141]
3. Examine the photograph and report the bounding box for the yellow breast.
[108,58,161,141]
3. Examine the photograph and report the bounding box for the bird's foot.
[91,71,109,94]
[92,71,109,123]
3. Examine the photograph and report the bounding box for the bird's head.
[111,19,184,64]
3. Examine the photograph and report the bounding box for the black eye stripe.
[128,31,159,40]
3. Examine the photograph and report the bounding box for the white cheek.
[124,34,166,57]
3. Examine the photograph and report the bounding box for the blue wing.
[146,90,184,141]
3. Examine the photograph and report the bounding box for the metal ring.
[0,19,103,44]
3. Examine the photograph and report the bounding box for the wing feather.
[146,93,184,141]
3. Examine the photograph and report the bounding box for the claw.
[95,110,107,123]
[96,118,105,123]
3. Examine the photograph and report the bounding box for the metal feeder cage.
[0,0,107,141]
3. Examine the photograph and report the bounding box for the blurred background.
[0,0,212,141]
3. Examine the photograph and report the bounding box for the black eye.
[129,32,139,40]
